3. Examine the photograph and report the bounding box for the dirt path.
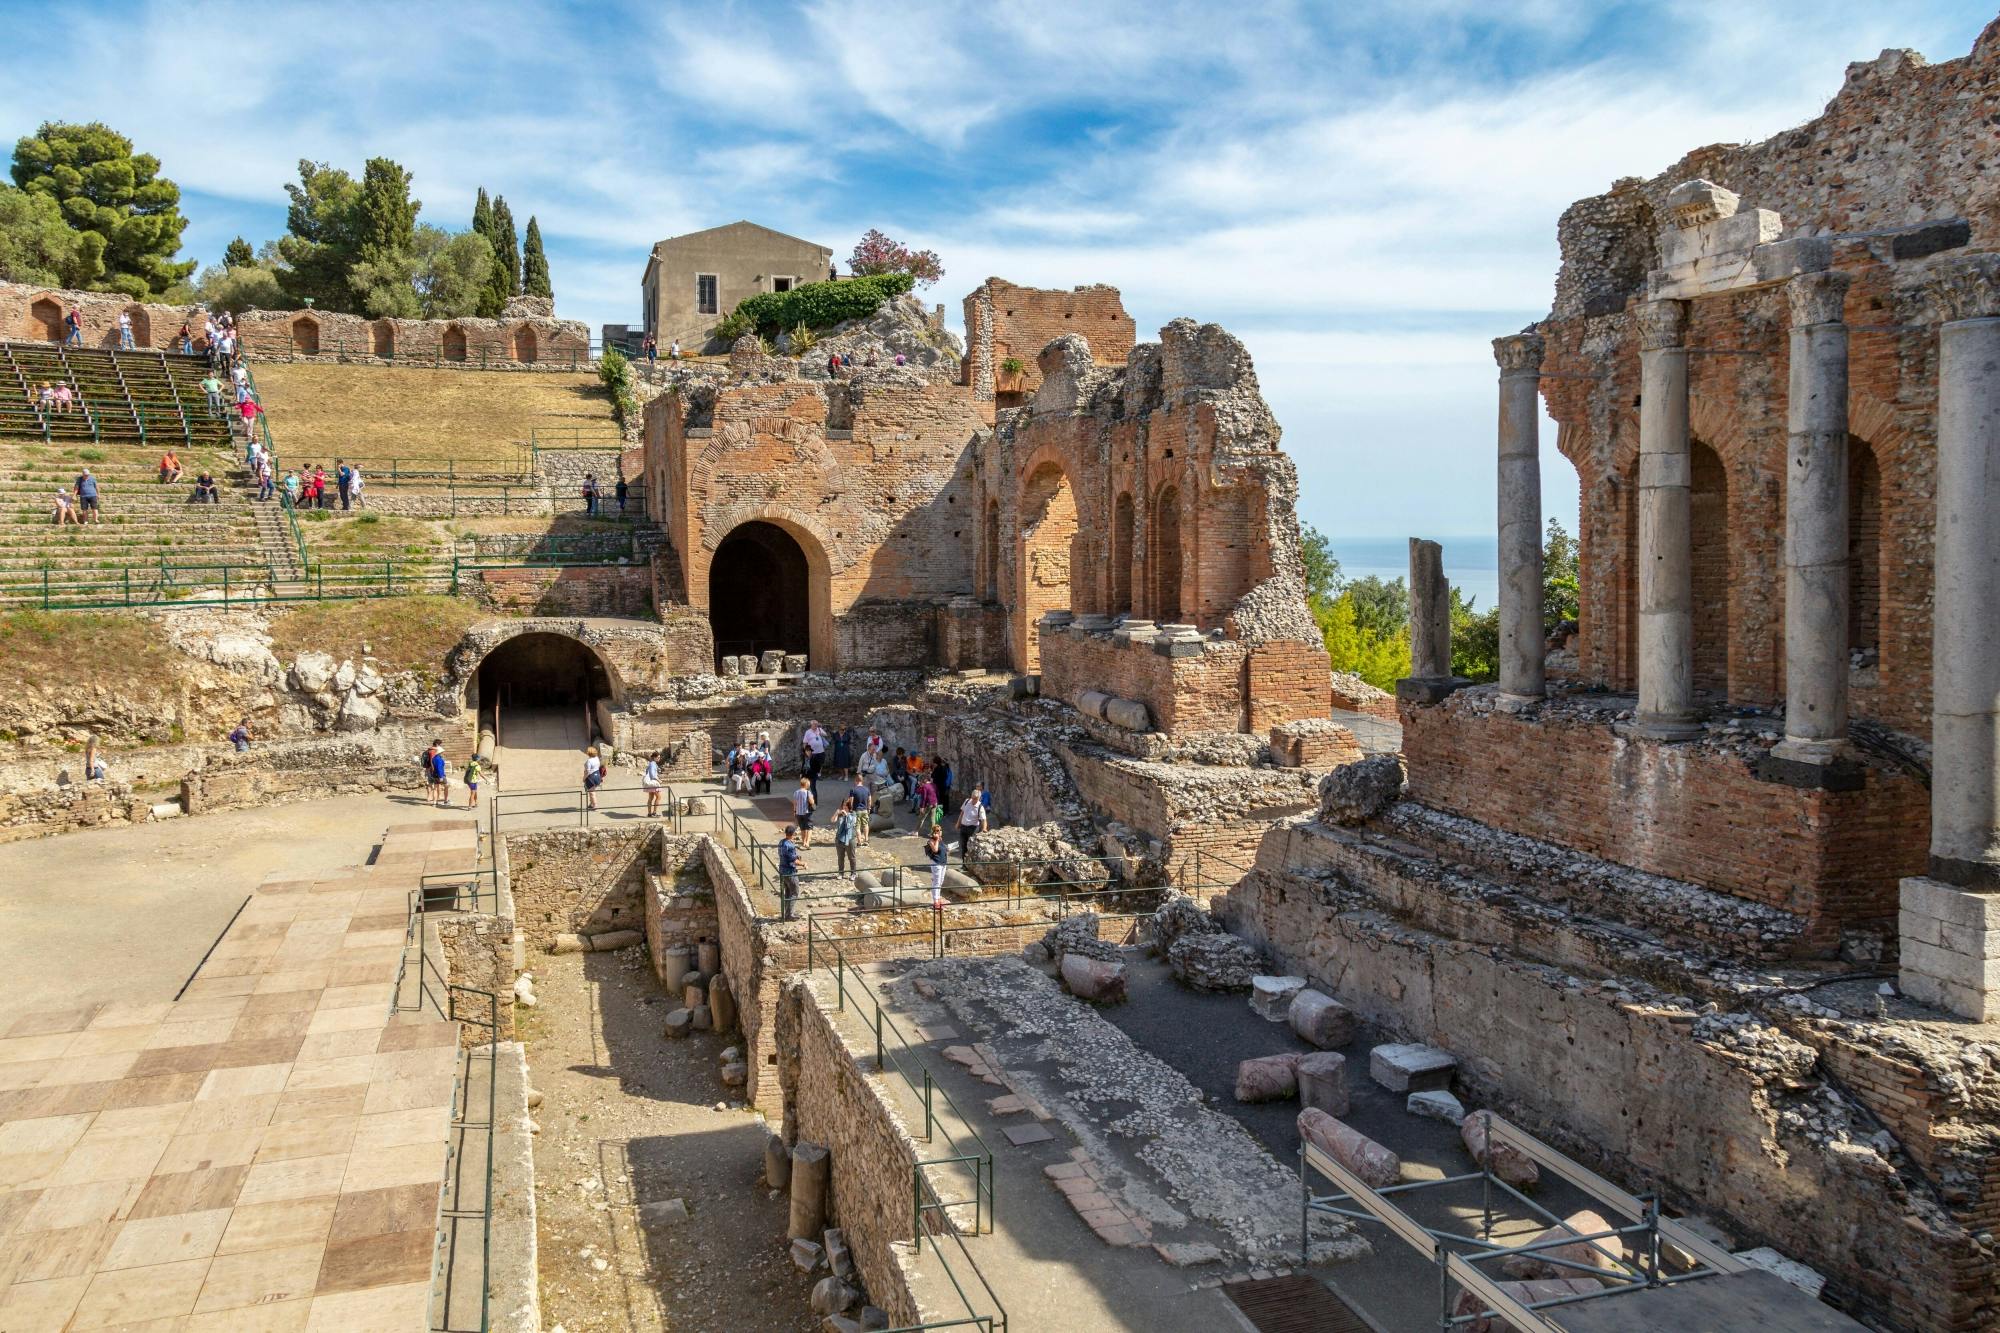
[521,947,817,1333]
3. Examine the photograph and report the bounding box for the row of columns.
[1488,255,2000,1017]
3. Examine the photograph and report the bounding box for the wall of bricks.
[1540,24,2000,738]
[961,278,1135,412]
[1400,695,1928,946]
[470,565,654,618]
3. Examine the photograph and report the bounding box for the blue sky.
[2,1,1990,544]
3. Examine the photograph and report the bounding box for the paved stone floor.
[0,818,476,1332]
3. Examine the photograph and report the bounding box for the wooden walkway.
[0,818,477,1331]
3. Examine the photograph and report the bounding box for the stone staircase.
[0,340,233,449]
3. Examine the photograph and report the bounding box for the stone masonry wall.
[1401,692,1929,946]
[961,278,1136,411]
[502,827,656,952]
[471,565,654,619]
[1224,836,1995,1333]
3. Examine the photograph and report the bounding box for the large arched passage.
[475,632,613,710]
[1152,483,1184,622]
[710,521,811,667]
[1016,461,1079,672]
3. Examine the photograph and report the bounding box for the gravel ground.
[522,947,817,1333]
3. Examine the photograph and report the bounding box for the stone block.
[1501,1208,1623,1281]
[663,1008,692,1038]
[719,655,740,678]
[1060,953,1128,1003]
[1104,697,1151,731]
[765,1131,791,1188]
[1297,1107,1399,1189]
[1369,1043,1456,1093]
[1902,876,2000,931]
[1898,908,1944,949]
[1235,1053,1303,1103]
[1407,1090,1465,1123]
[760,650,785,674]
[1078,689,1111,720]
[550,933,588,954]
[1250,975,1307,1021]
[736,655,759,676]
[721,1061,748,1088]
[638,1198,689,1231]
[589,929,641,951]
[824,1228,854,1279]
[811,1276,857,1316]
[789,1142,831,1241]
[690,1004,712,1030]
[1900,937,2000,991]
[710,975,738,1032]
[1289,990,1356,1048]
[1462,1110,1539,1189]
[1297,1051,1348,1116]
[1938,919,2000,961]
[789,1238,824,1271]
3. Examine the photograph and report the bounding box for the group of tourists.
[580,473,628,517]
[280,460,363,510]
[640,334,683,363]
[421,738,488,809]
[49,465,101,525]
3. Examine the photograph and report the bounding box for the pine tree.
[222,236,254,268]
[11,121,195,296]
[521,216,552,299]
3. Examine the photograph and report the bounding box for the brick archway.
[1152,482,1183,622]
[513,326,538,363]
[1014,459,1079,673]
[442,325,468,361]
[1111,491,1134,615]
[292,316,320,355]
[26,296,62,342]
[371,320,394,358]
[689,509,835,671]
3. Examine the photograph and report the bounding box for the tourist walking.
[790,775,816,848]
[802,721,828,793]
[428,740,449,806]
[644,333,657,364]
[848,773,873,845]
[64,304,82,346]
[347,465,364,509]
[643,751,664,818]
[615,476,628,515]
[583,745,603,810]
[257,457,275,502]
[669,339,680,361]
[834,798,859,876]
[778,826,800,920]
[282,470,302,507]
[915,769,940,837]
[202,371,224,418]
[178,320,193,355]
[336,460,353,510]
[926,824,948,910]
[582,474,599,517]
[957,783,988,864]
[463,756,483,809]
[229,720,253,752]
[933,756,954,823]
[73,467,100,523]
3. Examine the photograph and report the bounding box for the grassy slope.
[266,595,483,683]
[253,363,620,465]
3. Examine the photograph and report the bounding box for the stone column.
[1630,299,1700,739]
[1494,332,1546,706]
[1395,538,1462,704]
[1771,270,1855,771]
[1900,255,2000,1020]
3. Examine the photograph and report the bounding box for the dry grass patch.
[0,611,174,707]
[254,363,620,464]
[267,594,483,682]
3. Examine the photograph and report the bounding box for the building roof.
[650,220,832,256]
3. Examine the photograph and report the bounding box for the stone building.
[640,220,833,350]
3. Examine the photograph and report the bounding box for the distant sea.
[1329,536,1500,613]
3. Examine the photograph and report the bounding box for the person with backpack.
[63,304,82,346]
[778,826,800,921]
[932,756,953,822]
[336,460,354,511]
[790,775,816,848]
[463,755,483,809]
[848,772,873,846]
[427,740,449,806]
[833,797,859,877]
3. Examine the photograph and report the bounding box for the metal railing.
[804,917,1005,1332]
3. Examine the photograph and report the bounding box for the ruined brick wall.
[1540,23,2000,736]
[650,373,985,672]
[961,278,1135,411]
[1401,694,1928,944]
[1062,748,1316,891]
[974,319,1328,733]
[470,565,654,618]
[502,827,656,951]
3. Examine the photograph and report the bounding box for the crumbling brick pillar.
[1900,255,2000,1020]
[1772,270,1856,772]
[1494,331,1546,705]
[1630,298,1701,740]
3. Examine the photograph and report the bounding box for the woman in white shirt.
[583,746,603,810]
[643,751,664,818]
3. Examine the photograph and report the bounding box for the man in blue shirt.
[777,826,800,920]
[74,467,100,524]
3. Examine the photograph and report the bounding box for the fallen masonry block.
[662,1008,692,1038]
[1250,975,1307,1021]
[1167,931,1265,992]
[690,1004,713,1030]
[1236,1052,1304,1102]
[1501,1208,1624,1282]
[550,933,588,955]
[824,1227,854,1280]
[1298,1107,1400,1189]
[810,1276,859,1316]
[1408,1090,1466,1123]
[638,1198,689,1231]
[721,1061,748,1088]
[1297,1051,1349,1116]
[590,929,641,952]
[709,975,737,1032]
[1061,953,1128,1003]
[683,981,707,1011]
[1290,989,1357,1048]
[789,1237,824,1272]
[1462,1110,1540,1190]
[1369,1043,1457,1093]
[1453,1278,1604,1332]
[941,868,982,898]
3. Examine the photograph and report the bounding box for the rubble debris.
[1235,1053,1304,1103]
[1290,989,1356,1048]
[638,1198,690,1231]
[1042,913,1122,964]
[1407,1090,1466,1123]
[1462,1110,1539,1189]
[1298,1052,1349,1116]
[1061,952,1129,1004]
[1317,754,1404,825]
[789,1238,825,1273]
[1152,891,1223,955]
[1167,930,1266,992]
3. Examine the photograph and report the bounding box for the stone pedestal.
[1397,537,1465,704]
[1632,299,1701,740]
[1112,617,1157,645]
[1900,877,2000,1021]
[1494,332,1545,704]
[1772,272,1855,773]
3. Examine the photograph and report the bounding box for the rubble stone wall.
[502,827,657,952]
[1063,746,1316,891]
[708,837,785,1116]
[1401,694,1927,943]
[178,723,435,816]
[470,565,654,619]
[1541,23,2000,736]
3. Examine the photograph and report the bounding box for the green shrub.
[733,273,914,337]
[1000,356,1025,375]
[790,322,819,354]
[596,347,640,427]
[711,310,754,344]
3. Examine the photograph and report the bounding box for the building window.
[696,274,719,315]
[772,276,795,293]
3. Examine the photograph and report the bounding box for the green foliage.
[411,225,493,318]
[597,347,639,426]
[1450,588,1500,682]
[522,216,552,299]
[999,355,1026,376]
[1299,522,1342,607]
[275,160,362,310]
[1320,591,1411,691]
[0,183,105,288]
[1543,516,1579,631]
[222,235,254,268]
[192,256,283,314]
[10,122,192,296]
[471,187,492,242]
[732,272,914,337]
[1344,575,1410,641]
[355,158,419,264]
[847,228,942,287]
[788,322,818,354]
[710,309,755,344]
[480,195,519,317]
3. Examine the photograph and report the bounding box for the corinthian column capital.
[1926,253,2000,324]
[1493,331,1545,375]
[1786,270,1852,328]
[1635,299,1688,352]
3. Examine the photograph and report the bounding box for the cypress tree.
[491,196,520,297]
[471,187,492,242]
[522,216,552,299]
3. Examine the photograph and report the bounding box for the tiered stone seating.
[0,441,266,607]
[0,339,235,449]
